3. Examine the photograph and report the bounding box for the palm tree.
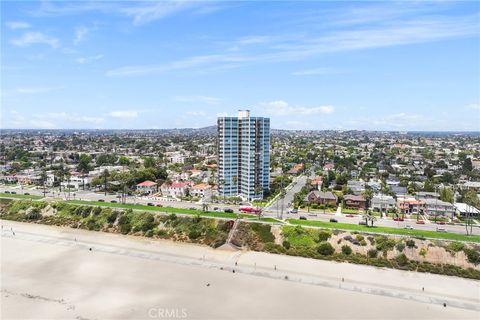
[362,210,377,227]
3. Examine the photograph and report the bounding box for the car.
[329,218,338,223]
[416,220,425,224]
[436,221,446,225]
[24,192,30,195]
[110,200,117,203]
[5,191,10,194]
[404,226,413,230]
[358,221,367,225]
[224,208,234,213]
[155,204,163,207]
[299,216,307,220]
[189,207,197,210]
[346,214,354,218]
[147,202,154,206]
[213,207,219,211]
[393,217,404,222]
[290,208,298,214]
[98,199,105,202]
[11,191,16,194]
[436,228,447,233]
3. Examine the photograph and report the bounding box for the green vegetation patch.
[287,219,480,243]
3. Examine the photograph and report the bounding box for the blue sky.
[2,1,479,130]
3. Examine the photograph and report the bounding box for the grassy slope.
[0,193,43,200]
[288,219,480,243]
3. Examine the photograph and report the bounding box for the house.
[416,192,440,200]
[190,183,212,198]
[390,185,407,196]
[136,180,158,195]
[160,181,190,198]
[304,191,337,206]
[288,163,304,175]
[310,176,323,190]
[343,194,367,210]
[397,196,424,215]
[454,203,480,217]
[323,163,334,171]
[347,180,365,195]
[423,199,455,218]
[371,195,396,212]
[61,176,90,189]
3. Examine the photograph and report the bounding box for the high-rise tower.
[217,110,270,200]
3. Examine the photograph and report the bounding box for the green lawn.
[341,208,359,214]
[65,199,253,219]
[287,219,480,243]
[0,193,43,200]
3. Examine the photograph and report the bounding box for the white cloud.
[74,26,90,45]
[185,111,206,116]
[466,103,480,111]
[75,54,104,64]
[11,32,59,48]
[15,86,63,95]
[173,95,223,105]
[109,111,139,119]
[261,100,335,116]
[6,21,30,30]
[6,111,104,129]
[292,68,343,76]
[121,1,198,26]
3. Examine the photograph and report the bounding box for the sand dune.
[1,220,479,320]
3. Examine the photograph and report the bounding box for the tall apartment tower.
[217,110,270,200]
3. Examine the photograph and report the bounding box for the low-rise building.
[371,195,396,212]
[343,194,367,210]
[423,199,455,217]
[454,203,480,217]
[136,180,158,195]
[304,191,337,206]
[190,183,212,198]
[161,181,190,198]
[397,196,424,215]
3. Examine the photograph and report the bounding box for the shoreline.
[2,220,479,319]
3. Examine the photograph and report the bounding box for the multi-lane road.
[1,182,478,235]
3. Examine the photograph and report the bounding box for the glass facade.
[217,111,270,200]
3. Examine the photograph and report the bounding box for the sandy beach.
[1,220,479,320]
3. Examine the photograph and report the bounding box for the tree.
[102,169,110,196]
[362,188,374,208]
[362,210,377,227]
[77,154,92,190]
[439,187,454,204]
[462,158,473,173]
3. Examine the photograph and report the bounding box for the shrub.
[282,240,291,249]
[317,242,335,256]
[367,249,378,258]
[145,230,154,237]
[92,207,102,216]
[188,228,201,239]
[447,242,465,253]
[395,253,409,267]
[419,248,428,257]
[360,240,367,246]
[107,211,119,224]
[396,242,405,252]
[25,207,42,220]
[251,223,274,243]
[318,230,332,242]
[406,239,416,248]
[464,248,480,265]
[367,236,375,245]
[355,235,364,242]
[341,245,352,255]
[118,214,131,234]
[375,236,396,252]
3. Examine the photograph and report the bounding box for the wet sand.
[1,221,479,319]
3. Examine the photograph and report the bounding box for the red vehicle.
[239,206,262,214]
[416,220,425,224]
[436,221,446,225]
[393,217,404,222]
[345,214,354,218]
